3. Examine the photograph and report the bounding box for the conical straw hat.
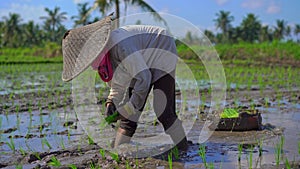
[62,16,112,82]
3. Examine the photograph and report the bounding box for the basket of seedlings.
[215,108,262,131]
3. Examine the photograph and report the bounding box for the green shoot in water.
[238,143,243,162]
[42,137,52,150]
[274,136,285,166]
[248,145,254,169]
[19,147,26,156]
[208,162,214,169]
[99,148,105,160]
[60,136,65,150]
[198,144,207,166]
[110,152,120,163]
[15,164,23,169]
[259,140,264,158]
[32,152,41,160]
[48,156,61,167]
[126,160,132,169]
[88,136,95,145]
[298,141,300,155]
[168,152,173,169]
[285,158,291,169]
[6,137,15,153]
[68,164,77,169]
[89,162,96,169]
[171,146,180,160]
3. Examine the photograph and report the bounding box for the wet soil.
[1,85,300,169]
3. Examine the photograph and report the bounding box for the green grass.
[177,41,300,62]
[0,43,62,64]
[1,41,299,64]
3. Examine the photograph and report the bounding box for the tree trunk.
[115,0,120,28]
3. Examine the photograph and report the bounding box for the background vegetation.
[0,1,300,63]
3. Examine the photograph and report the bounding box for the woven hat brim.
[62,16,111,82]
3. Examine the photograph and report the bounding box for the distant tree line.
[1,4,300,48]
[183,10,300,45]
[0,0,166,48]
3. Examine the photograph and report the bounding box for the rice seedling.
[170,146,180,160]
[207,162,214,169]
[16,115,21,131]
[48,156,61,167]
[33,152,41,161]
[126,160,132,169]
[41,137,52,150]
[15,164,23,169]
[274,135,285,166]
[19,147,26,156]
[168,152,173,169]
[247,145,254,169]
[59,136,65,150]
[135,158,139,168]
[198,144,207,166]
[285,158,291,169]
[6,137,16,153]
[298,141,300,155]
[258,140,263,157]
[15,104,20,113]
[68,164,77,169]
[88,136,95,145]
[99,148,105,160]
[110,152,120,163]
[0,116,2,129]
[237,143,243,162]
[89,162,97,169]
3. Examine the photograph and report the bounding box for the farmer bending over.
[62,16,188,151]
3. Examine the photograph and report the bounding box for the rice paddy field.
[0,60,300,169]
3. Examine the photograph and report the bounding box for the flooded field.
[0,63,300,168]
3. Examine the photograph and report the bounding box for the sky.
[1,0,300,34]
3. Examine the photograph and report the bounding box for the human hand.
[104,103,119,124]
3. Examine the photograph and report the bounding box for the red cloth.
[91,51,113,82]
[98,51,113,82]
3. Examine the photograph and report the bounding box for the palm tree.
[228,26,243,43]
[0,21,4,47]
[285,25,291,40]
[40,6,67,41]
[22,21,42,47]
[72,2,92,27]
[294,24,300,42]
[274,19,287,40]
[214,10,234,43]
[204,30,216,44]
[259,25,272,42]
[240,13,261,43]
[87,0,167,27]
[2,13,23,47]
